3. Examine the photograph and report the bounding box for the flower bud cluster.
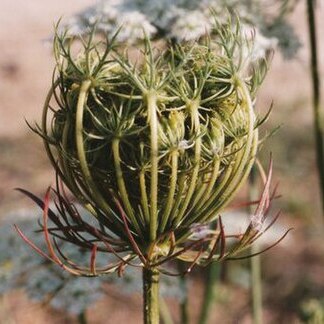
[21,19,282,275]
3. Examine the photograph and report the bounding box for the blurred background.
[0,0,324,323]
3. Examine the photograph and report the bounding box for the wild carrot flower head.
[17,18,289,276]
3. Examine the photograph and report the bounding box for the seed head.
[16,18,287,276]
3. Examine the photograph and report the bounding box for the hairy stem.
[143,268,160,324]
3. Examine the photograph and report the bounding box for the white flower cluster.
[64,0,294,60]
[168,9,212,41]
[241,25,278,62]
[64,0,301,59]
[65,0,157,43]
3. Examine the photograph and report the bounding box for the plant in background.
[64,0,300,58]
[16,17,289,323]
[306,0,324,218]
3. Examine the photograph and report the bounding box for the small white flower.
[96,0,120,21]
[169,10,212,41]
[114,11,157,43]
[241,24,278,61]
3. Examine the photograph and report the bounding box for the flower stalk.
[143,268,160,324]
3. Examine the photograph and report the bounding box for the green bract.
[34,19,269,266]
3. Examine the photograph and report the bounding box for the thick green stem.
[306,0,324,217]
[143,268,160,324]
